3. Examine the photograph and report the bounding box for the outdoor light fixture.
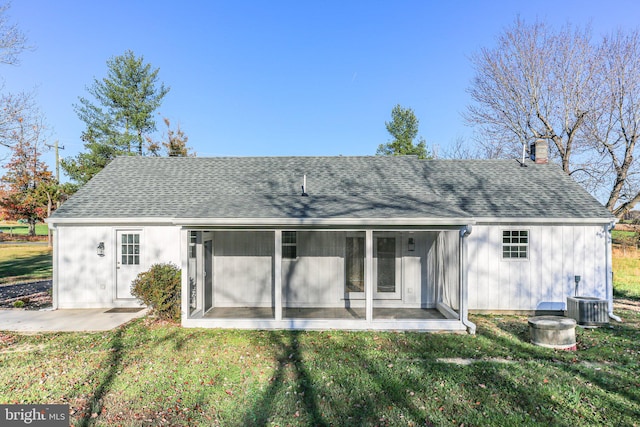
[97,242,105,257]
[408,237,415,252]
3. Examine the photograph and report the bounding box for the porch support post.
[274,230,283,321]
[180,227,189,324]
[459,225,476,334]
[196,231,204,313]
[365,230,373,323]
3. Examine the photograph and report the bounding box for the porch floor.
[201,307,446,320]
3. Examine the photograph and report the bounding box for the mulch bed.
[0,281,52,310]
[0,234,48,242]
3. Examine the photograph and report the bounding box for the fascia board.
[474,217,615,225]
[46,217,175,226]
[172,217,475,227]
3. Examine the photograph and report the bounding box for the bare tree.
[582,30,640,216]
[0,3,31,158]
[466,19,596,170]
[146,117,195,157]
[442,136,483,160]
[466,18,640,218]
[0,2,29,66]
[0,91,32,148]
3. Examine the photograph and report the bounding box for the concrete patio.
[0,308,147,332]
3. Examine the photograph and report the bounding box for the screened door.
[345,235,365,299]
[373,234,401,299]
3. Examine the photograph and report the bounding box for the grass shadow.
[241,330,328,426]
[77,326,125,427]
[0,249,52,284]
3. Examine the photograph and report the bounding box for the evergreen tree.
[62,50,169,185]
[377,104,430,159]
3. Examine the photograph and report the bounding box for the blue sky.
[2,0,640,176]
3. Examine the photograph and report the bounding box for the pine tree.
[377,104,430,159]
[62,50,169,185]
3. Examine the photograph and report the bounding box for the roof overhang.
[46,216,615,227]
[474,217,615,225]
[172,217,475,227]
[46,217,176,227]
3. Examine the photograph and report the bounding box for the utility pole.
[45,140,65,182]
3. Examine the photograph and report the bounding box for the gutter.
[473,217,614,225]
[606,221,622,322]
[459,225,476,334]
[174,217,475,227]
[46,217,175,226]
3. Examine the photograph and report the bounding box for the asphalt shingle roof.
[50,156,613,221]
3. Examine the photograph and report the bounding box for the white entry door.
[373,234,402,300]
[116,230,144,299]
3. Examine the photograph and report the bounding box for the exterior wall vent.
[566,296,609,326]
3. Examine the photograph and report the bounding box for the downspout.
[606,221,622,322]
[459,225,476,334]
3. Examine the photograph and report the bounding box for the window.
[121,233,140,265]
[502,230,528,259]
[282,231,297,259]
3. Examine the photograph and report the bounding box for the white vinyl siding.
[468,224,607,311]
[54,225,180,308]
[212,231,274,307]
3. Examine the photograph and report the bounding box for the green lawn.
[613,248,640,300]
[0,244,52,284]
[1,310,639,426]
[0,222,49,236]
[0,244,638,425]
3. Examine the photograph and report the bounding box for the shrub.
[131,263,181,321]
[13,300,24,308]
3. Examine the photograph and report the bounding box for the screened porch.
[182,228,468,331]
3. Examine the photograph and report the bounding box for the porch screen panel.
[376,237,396,293]
[346,237,365,293]
[436,231,459,310]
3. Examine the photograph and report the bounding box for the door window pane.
[121,233,140,265]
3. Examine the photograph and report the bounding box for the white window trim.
[501,228,530,260]
[282,230,297,260]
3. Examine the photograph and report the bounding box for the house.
[46,141,616,333]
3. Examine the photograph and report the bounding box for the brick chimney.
[530,139,548,164]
